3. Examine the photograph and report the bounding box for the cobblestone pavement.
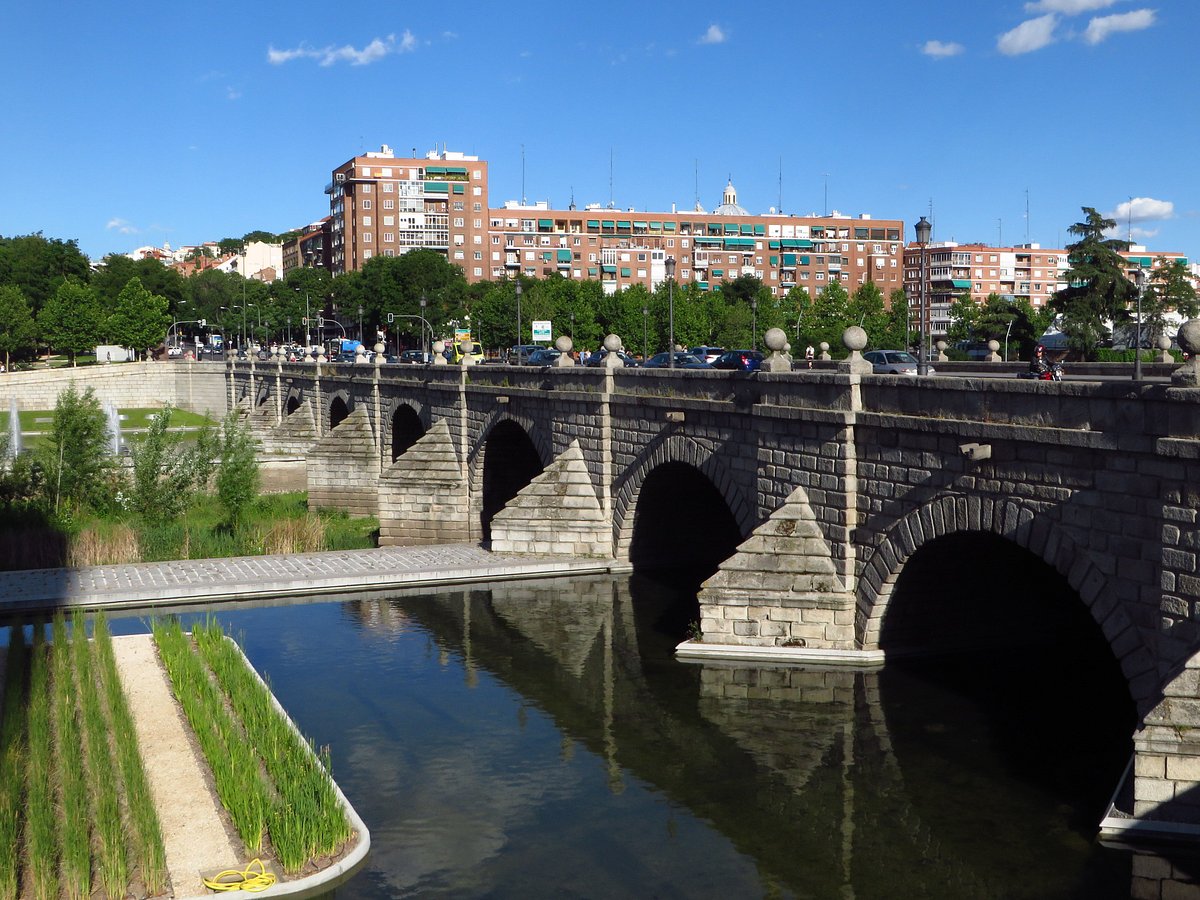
[0,544,623,614]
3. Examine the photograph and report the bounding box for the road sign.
[532,320,552,342]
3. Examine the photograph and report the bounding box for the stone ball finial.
[987,339,1000,352]
[985,339,1003,362]
[764,328,787,352]
[842,326,868,352]
[603,333,622,353]
[762,327,792,372]
[555,335,573,353]
[1179,320,1200,357]
[432,339,447,365]
[374,341,386,355]
[819,341,831,361]
[935,339,949,362]
[1158,335,1173,352]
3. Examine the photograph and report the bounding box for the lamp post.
[358,305,364,345]
[287,316,292,345]
[665,256,676,369]
[515,280,523,354]
[751,295,758,351]
[420,296,428,359]
[642,305,649,362]
[1134,267,1146,381]
[914,216,932,376]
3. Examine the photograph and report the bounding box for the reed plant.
[260,514,326,556]
[152,618,270,852]
[72,612,127,898]
[192,620,350,873]
[0,626,28,900]
[68,522,140,567]
[24,626,57,900]
[92,614,166,895]
[51,616,90,900]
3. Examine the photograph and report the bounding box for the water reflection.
[41,576,1195,897]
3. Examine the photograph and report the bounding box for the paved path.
[0,544,625,614]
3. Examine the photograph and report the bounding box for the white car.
[862,350,935,375]
[167,345,183,358]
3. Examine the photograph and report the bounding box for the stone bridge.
[228,349,1200,837]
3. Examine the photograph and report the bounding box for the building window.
[453,218,464,227]
[472,170,482,180]
[362,216,372,226]
[474,219,482,228]
[383,200,394,210]
[363,249,373,259]
[473,187,482,196]
[362,184,372,193]
[383,183,394,193]
[474,251,482,260]
[384,249,394,257]
[361,200,372,210]
[474,267,483,276]
[383,233,394,242]
[473,202,482,212]
[453,201,465,211]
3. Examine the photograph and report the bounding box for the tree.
[108,277,170,357]
[946,293,980,345]
[1051,207,1134,359]
[975,293,1046,360]
[38,384,111,513]
[850,283,887,344]
[129,407,218,524]
[879,288,910,351]
[801,280,852,354]
[0,233,91,313]
[1142,257,1199,342]
[39,280,105,365]
[0,285,37,369]
[216,412,260,529]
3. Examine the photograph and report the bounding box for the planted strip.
[0,626,28,900]
[193,620,351,873]
[72,612,128,898]
[25,626,57,900]
[152,618,269,852]
[92,614,166,895]
[51,616,90,900]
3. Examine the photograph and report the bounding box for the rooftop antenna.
[694,159,699,208]
[778,157,783,213]
[521,144,526,205]
[929,197,934,239]
[569,186,576,211]
[998,218,1003,247]
[821,173,830,216]
[1025,188,1030,244]
[1128,195,1133,245]
[608,148,614,209]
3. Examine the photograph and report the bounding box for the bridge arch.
[613,433,756,567]
[327,390,351,430]
[285,389,303,416]
[469,413,552,543]
[389,402,426,461]
[255,383,270,407]
[856,493,1158,716]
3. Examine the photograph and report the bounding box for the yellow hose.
[201,858,277,892]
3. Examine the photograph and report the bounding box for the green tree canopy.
[0,285,37,368]
[0,233,91,312]
[1051,207,1134,359]
[108,277,170,356]
[800,280,852,354]
[1143,257,1199,342]
[39,280,105,364]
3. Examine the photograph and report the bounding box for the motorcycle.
[1018,361,1064,381]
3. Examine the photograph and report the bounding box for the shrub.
[37,384,112,514]
[216,412,260,530]
[130,407,219,524]
[261,515,326,555]
[68,521,140,567]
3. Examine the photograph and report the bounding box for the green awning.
[648,221,662,230]
[711,269,724,277]
[663,222,676,231]
[617,220,631,229]
[800,256,810,265]
[770,255,778,266]
[1128,256,1153,267]
[696,236,722,245]
[740,224,754,235]
[602,220,615,229]
[587,220,601,228]
[707,224,722,234]
[588,267,598,276]
[425,166,446,175]
[620,267,631,277]
[538,219,553,228]
[753,225,765,235]
[601,264,617,273]
[769,240,780,250]
[557,249,572,262]
[424,182,449,193]
[696,281,709,290]
[952,279,972,289]
[452,184,465,194]
[780,239,814,249]
[725,238,754,249]
[541,252,552,261]
[633,221,647,230]
[783,254,797,266]
[445,166,468,175]
[723,224,739,234]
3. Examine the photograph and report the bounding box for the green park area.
[0,388,377,571]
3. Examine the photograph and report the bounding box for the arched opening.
[480,420,543,543]
[329,396,349,430]
[285,395,301,416]
[391,405,425,461]
[877,532,1136,858]
[256,387,270,407]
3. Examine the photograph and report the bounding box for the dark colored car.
[583,350,639,367]
[525,348,561,366]
[398,349,429,364]
[643,351,714,369]
[711,350,764,371]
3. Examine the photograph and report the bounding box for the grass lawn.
[1,408,217,451]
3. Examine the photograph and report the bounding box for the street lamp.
[1134,267,1146,381]
[420,296,428,359]
[287,316,292,345]
[642,305,649,362]
[751,295,758,351]
[358,305,364,345]
[914,216,933,376]
[515,280,523,353]
[665,256,676,369]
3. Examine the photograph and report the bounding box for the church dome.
[712,178,750,216]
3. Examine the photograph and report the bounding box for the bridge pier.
[378,420,471,545]
[307,405,379,517]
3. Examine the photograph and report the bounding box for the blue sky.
[2,0,1194,261]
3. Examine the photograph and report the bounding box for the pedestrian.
[804,344,815,369]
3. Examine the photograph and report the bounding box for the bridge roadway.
[0,544,623,614]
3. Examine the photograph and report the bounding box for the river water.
[94,573,1200,899]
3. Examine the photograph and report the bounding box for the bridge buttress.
[306,405,379,516]
[378,420,470,546]
[489,441,612,557]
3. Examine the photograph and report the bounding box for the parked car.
[862,350,935,375]
[398,349,429,364]
[643,351,714,369]
[509,344,542,364]
[446,341,483,363]
[525,348,562,366]
[167,345,183,358]
[711,350,763,371]
[688,346,726,363]
[583,350,639,367]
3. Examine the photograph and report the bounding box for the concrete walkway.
[0,544,627,614]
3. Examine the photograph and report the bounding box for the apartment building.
[904,242,1068,338]
[326,145,489,275]
[1120,245,1191,281]
[282,218,332,276]
[487,181,906,297]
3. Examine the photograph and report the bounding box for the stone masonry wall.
[0,361,227,416]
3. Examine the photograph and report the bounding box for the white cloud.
[1083,8,1156,44]
[997,14,1058,55]
[1024,0,1116,13]
[226,86,241,101]
[106,218,138,235]
[1109,196,1175,223]
[921,40,964,58]
[267,30,417,67]
[698,24,727,45]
